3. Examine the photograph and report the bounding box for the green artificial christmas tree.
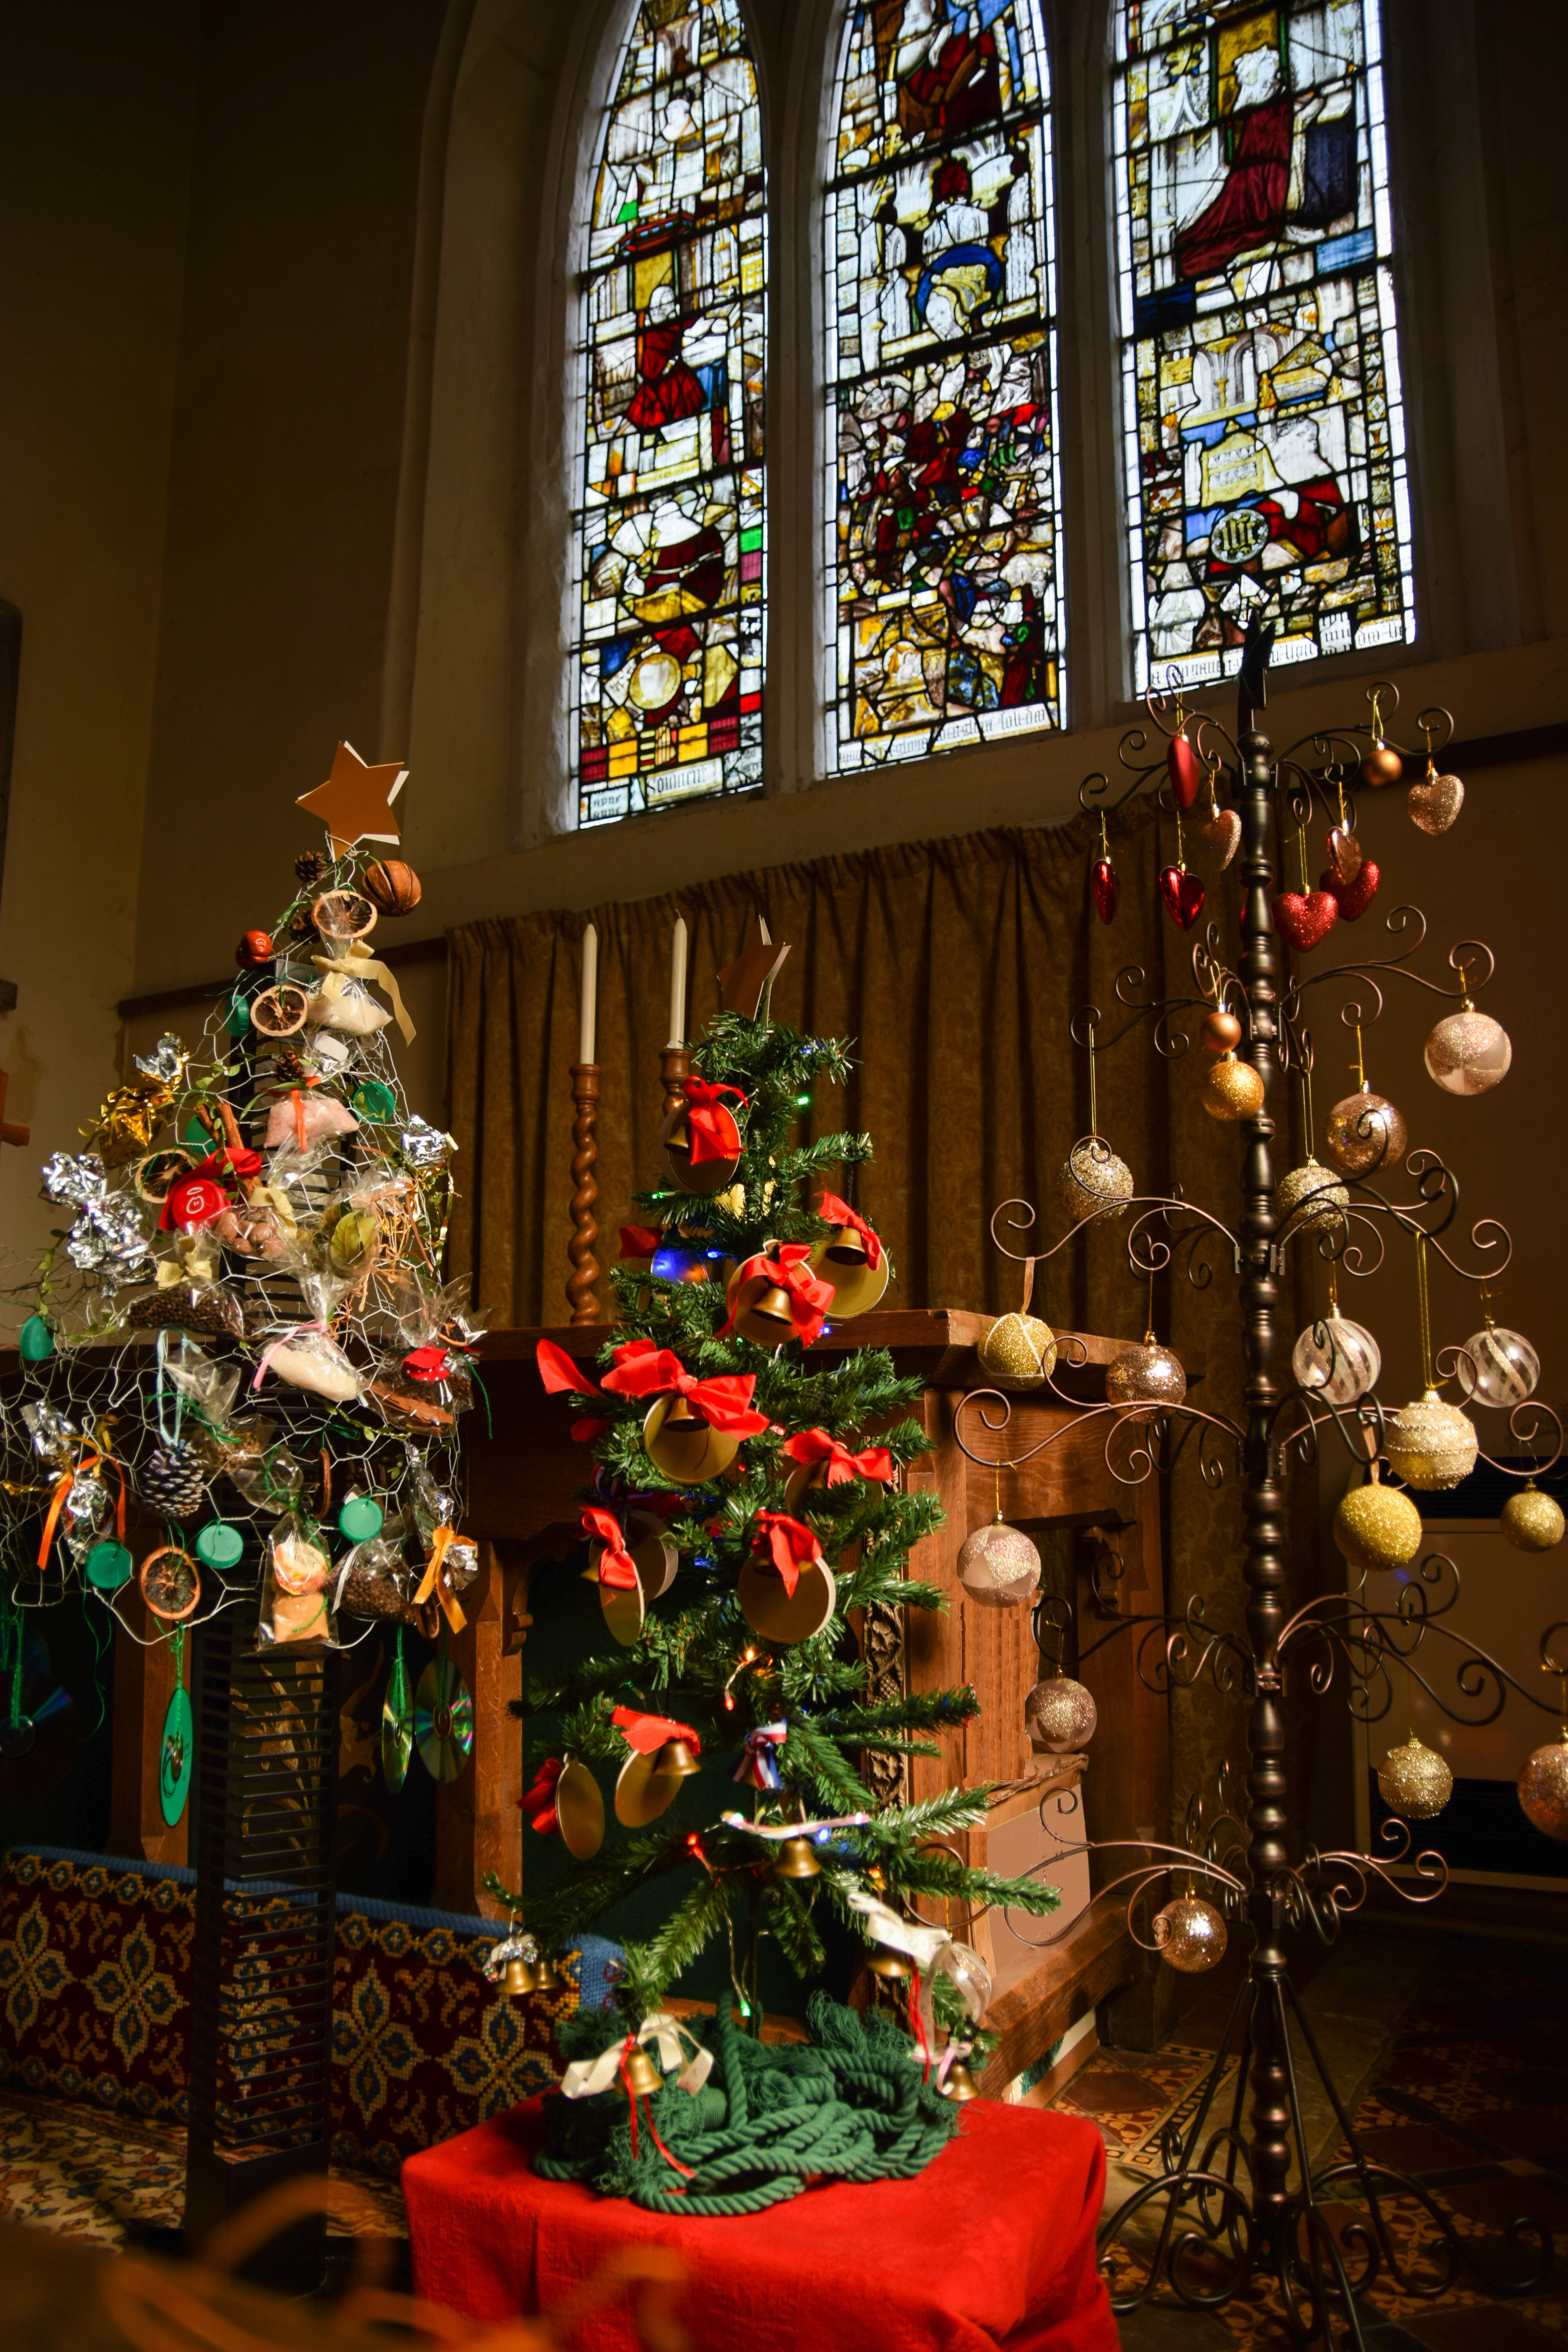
[484,948,1061,2201]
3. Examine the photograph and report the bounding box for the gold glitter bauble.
[978,1312,1058,1391]
[1106,1339,1187,1406]
[1323,1090,1406,1176]
[1423,1007,1511,1096]
[1055,1138,1134,1223]
[1385,1391,1478,1491]
[1376,1736,1453,1820]
[1501,1486,1566,1554]
[1519,1741,1568,1840]
[1024,1675,1098,1752]
[1152,1896,1227,1974]
[1202,1052,1265,1122]
[956,1518,1040,1610]
[1275,1158,1349,1236]
[1333,1482,1423,1573]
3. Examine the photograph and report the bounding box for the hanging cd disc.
[160,1683,193,1826]
[414,1655,474,1783]
[382,1637,413,1793]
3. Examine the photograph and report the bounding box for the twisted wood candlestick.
[567,1063,603,1325]
[659,1046,690,1121]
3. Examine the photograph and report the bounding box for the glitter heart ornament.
[1408,770,1464,834]
[1159,864,1205,930]
[1326,826,1362,883]
[1167,734,1202,811]
[1194,806,1242,869]
[1092,856,1118,924]
[1320,860,1380,922]
[1272,890,1339,951]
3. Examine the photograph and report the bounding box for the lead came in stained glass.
[824,0,1065,769]
[573,0,766,828]
[1114,1,1414,691]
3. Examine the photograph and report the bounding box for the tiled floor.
[1051,1934,1568,2348]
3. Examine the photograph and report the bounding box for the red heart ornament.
[1272,889,1339,951]
[1159,864,1205,930]
[1167,734,1202,811]
[1092,855,1118,924]
[1319,859,1380,922]
[1326,826,1362,883]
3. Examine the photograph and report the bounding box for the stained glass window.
[572,0,765,828]
[824,0,1064,769]
[1114,1,1414,692]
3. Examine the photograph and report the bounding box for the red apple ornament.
[236,931,274,969]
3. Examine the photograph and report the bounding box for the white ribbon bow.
[560,2011,715,2101]
[848,1891,993,2065]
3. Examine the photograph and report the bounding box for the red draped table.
[402,2095,1117,2352]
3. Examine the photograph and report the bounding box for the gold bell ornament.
[1334,1469,1422,1575]
[503,1954,539,1996]
[1055,1022,1133,1221]
[1376,1734,1453,1819]
[532,1951,570,1993]
[1501,1484,1565,1554]
[1152,1894,1227,1974]
[642,1391,742,1485]
[654,1736,702,1778]
[868,1945,913,1982]
[771,1833,822,1880]
[657,1077,745,1196]
[622,2044,665,2099]
[940,2058,980,2103]
[808,1191,889,1319]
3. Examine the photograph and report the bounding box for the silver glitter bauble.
[977,1312,1057,1391]
[1055,1138,1134,1224]
[1376,1736,1453,1820]
[1105,1338,1187,1406]
[1501,1487,1566,1553]
[1519,1741,1568,1840]
[1275,1159,1349,1237]
[1024,1675,1098,1752]
[1324,1090,1407,1177]
[1333,1481,1423,1573]
[1292,1315,1380,1406]
[1455,1325,1538,1410]
[1423,1007,1511,1096]
[956,1518,1040,1610]
[1385,1391,1478,1492]
[1152,1896,1227,1974]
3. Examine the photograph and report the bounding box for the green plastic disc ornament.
[353,1081,397,1122]
[338,1496,384,1544]
[160,1682,193,1826]
[225,989,251,1038]
[85,1540,134,1592]
[18,1316,53,1363]
[194,1521,244,1571]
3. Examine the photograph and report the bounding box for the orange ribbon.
[412,1523,467,1632]
[38,1451,125,1570]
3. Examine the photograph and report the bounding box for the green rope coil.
[534,1995,960,2215]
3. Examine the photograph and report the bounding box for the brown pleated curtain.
[446,798,1310,1824]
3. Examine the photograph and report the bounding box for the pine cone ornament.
[294,849,330,886]
[270,1047,307,1083]
[140,1443,206,1520]
[287,907,318,942]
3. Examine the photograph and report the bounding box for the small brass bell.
[653,1736,702,1779]
[622,2045,663,2098]
[771,1834,821,1879]
[868,1946,913,1981]
[822,1227,868,1272]
[501,1955,539,1998]
[736,1282,796,1346]
[532,1953,567,1992]
[942,2060,979,2102]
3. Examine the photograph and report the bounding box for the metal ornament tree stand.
[956,632,1563,2344]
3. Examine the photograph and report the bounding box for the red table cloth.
[403,2094,1117,2352]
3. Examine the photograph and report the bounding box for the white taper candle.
[668,915,688,1049]
[579,922,598,1065]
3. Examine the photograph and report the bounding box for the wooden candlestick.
[0,1070,29,1148]
[659,1045,689,1122]
[567,1063,603,1325]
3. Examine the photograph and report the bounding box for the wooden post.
[659,1045,689,1122]
[108,1557,187,1866]
[567,1063,602,1325]
[434,1540,532,1918]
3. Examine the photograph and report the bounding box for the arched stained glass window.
[824,1,1063,769]
[572,1,766,828]
[1114,1,1414,693]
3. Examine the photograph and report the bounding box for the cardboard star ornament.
[718,912,791,1019]
[297,741,408,856]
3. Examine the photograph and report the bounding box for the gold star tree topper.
[296,741,408,855]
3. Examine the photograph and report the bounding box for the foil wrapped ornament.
[1385,1391,1478,1491]
[1292,1315,1380,1406]
[1106,1336,1187,1407]
[1056,1138,1134,1224]
[1275,1158,1349,1237]
[1423,1005,1511,1096]
[956,1517,1041,1610]
[1518,1739,1568,1840]
[1501,1486,1565,1553]
[1456,1324,1538,1409]
[1334,1478,1423,1574]
[1202,1053,1265,1122]
[1324,1089,1406,1177]
[977,1312,1057,1391]
[400,1117,454,1170]
[1408,769,1464,834]
[1024,1674,1097,1751]
[1376,1736,1453,1819]
[1153,1895,1227,1974]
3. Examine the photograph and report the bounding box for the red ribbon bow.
[750,1511,823,1599]
[817,1191,884,1272]
[781,1428,895,1486]
[601,1340,769,1435]
[612,1705,701,1758]
[161,1174,232,1234]
[581,1506,638,1590]
[403,1345,453,1385]
[619,1225,665,1260]
[681,1076,747,1165]
[520,1757,563,1834]
[720,1245,835,1347]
